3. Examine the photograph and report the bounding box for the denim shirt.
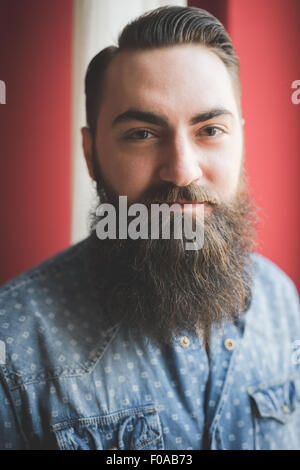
[0,234,299,450]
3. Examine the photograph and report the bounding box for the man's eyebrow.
[189,108,233,125]
[112,107,233,128]
[112,109,168,128]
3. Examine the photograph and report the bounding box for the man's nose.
[159,135,203,187]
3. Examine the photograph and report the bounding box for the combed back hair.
[85,6,241,135]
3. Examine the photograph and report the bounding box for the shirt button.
[282,405,290,414]
[107,446,118,450]
[180,336,190,348]
[224,338,235,351]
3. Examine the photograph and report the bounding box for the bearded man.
[0,6,299,451]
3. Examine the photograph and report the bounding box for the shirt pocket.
[248,377,300,450]
[50,404,164,450]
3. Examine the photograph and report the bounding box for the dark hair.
[85,6,240,135]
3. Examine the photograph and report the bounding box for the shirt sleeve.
[0,369,28,450]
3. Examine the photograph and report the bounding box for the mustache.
[141,182,221,206]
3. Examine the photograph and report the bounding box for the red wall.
[189,0,228,27]
[190,0,300,290]
[0,0,72,286]
[229,0,300,290]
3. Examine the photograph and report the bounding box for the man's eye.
[199,126,224,137]
[125,130,154,140]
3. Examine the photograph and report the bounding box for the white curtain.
[71,0,187,243]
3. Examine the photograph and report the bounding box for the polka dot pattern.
[0,236,299,449]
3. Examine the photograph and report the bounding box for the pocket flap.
[248,377,300,424]
[51,404,163,450]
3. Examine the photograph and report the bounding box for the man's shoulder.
[251,252,298,297]
[249,252,299,335]
[0,235,116,388]
[0,237,88,297]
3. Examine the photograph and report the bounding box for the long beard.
[87,178,257,350]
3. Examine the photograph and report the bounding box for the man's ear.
[81,126,96,180]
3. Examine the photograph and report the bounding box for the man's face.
[84,44,244,206]
[82,44,254,349]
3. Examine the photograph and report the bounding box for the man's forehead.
[101,44,238,121]
[108,43,226,71]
